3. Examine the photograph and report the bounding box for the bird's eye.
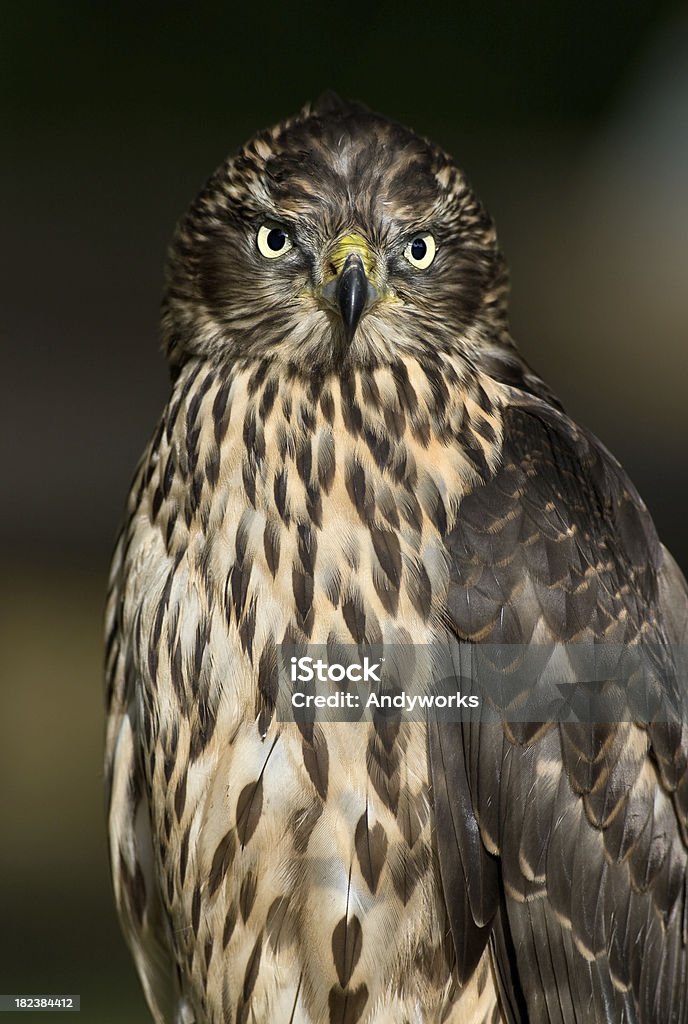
[404,233,436,270]
[257,225,293,259]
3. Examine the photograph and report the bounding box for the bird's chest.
[137,367,502,1021]
[183,719,459,1024]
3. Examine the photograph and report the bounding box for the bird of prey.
[105,96,688,1024]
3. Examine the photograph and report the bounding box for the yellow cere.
[328,233,376,278]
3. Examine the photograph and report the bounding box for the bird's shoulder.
[448,372,669,644]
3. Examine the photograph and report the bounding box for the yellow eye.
[404,233,436,269]
[257,225,293,259]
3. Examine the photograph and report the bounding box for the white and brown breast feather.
[105,352,510,1024]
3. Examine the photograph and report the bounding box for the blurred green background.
[1,3,686,1021]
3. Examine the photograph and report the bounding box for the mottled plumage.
[105,96,688,1023]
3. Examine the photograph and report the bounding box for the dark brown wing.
[430,389,688,1023]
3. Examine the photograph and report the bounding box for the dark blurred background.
[1,3,686,1021]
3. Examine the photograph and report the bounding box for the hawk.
[105,96,688,1024]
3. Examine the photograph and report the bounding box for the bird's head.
[162,96,510,374]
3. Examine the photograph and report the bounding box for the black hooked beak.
[336,253,369,342]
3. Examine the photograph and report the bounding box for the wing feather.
[431,386,688,1022]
